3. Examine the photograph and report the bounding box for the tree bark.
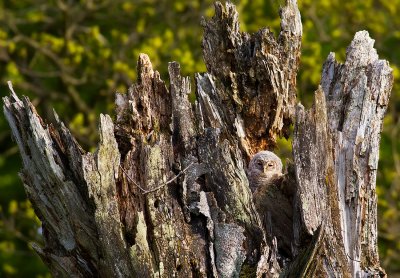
[2,1,392,277]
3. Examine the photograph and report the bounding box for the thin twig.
[119,162,194,194]
[119,166,148,192]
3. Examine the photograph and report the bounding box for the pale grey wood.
[291,31,392,277]
[2,1,391,277]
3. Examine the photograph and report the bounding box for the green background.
[0,0,399,276]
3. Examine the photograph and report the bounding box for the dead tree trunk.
[2,1,392,277]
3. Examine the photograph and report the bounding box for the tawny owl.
[247,151,293,259]
[247,151,283,193]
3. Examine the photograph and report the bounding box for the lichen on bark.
[2,1,392,277]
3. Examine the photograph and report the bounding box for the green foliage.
[0,0,399,276]
[0,200,48,277]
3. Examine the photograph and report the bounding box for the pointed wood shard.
[2,2,391,277]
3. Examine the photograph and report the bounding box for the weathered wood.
[201,0,301,155]
[2,1,392,277]
[292,31,392,277]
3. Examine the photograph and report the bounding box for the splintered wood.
[3,1,391,277]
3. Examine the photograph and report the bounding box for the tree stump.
[2,1,393,277]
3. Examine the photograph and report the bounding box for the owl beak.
[263,165,268,173]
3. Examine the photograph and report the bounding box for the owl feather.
[248,151,293,259]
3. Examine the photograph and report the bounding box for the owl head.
[247,151,283,192]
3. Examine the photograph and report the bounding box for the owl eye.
[267,161,275,168]
[256,161,263,166]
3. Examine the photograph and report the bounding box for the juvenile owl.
[248,150,293,259]
[247,151,283,193]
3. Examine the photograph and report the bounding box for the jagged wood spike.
[2,1,391,277]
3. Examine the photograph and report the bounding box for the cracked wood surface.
[2,1,392,277]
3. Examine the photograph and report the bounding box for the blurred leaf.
[0,0,399,276]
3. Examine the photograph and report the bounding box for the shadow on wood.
[3,1,392,277]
